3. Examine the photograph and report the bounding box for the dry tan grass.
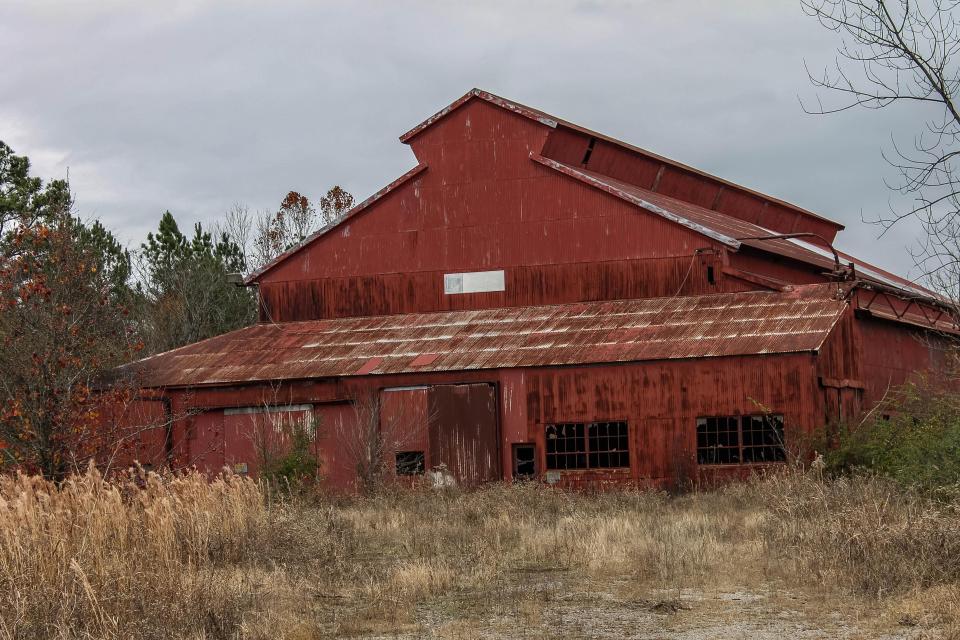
[0,464,267,639]
[0,467,958,638]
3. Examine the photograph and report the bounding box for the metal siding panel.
[428,383,499,485]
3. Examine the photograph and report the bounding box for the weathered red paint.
[428,383,499,485]
[115,90,954,491]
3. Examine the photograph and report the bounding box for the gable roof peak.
[399,88,559,143]
[400,88,844,235]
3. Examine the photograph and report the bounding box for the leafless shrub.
[802,0,960,300]
[337,391,431,494]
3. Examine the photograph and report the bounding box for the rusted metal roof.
[127,284,849,389]
[402,88,843,232]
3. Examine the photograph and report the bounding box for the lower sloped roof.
[126,284,848,389]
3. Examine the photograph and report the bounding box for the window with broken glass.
[545,421,629,470]
[395,451,425,476]
[696,415,786,465]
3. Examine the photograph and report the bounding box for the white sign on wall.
[443,270,506,295]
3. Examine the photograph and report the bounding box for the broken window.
[545,421,629,470]
[395,451,425,476]
[696,416,740,464]
[741,415,786,463]
[512,443,536,479]
[696,415,786,465]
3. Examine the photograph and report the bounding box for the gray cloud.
[0,0,935,279]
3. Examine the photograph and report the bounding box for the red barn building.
[123,89,956,489]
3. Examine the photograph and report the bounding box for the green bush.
[261,423,319,491]
[825,378,960,492]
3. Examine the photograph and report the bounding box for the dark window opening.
[581,137,597,165]
[706,265,716,285]
[696,416,740,464]
[697,415,785,465]
[741,415,786,463]
[546,421,629,470]
[512,443,536,479]
[395,451,425,476]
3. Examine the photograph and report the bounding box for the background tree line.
[0,140,352,477]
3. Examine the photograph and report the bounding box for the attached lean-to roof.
[127,284,848,389]
[533,155,940,298]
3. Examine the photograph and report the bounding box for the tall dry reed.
[1,465,958,638]
[0,465,265,640]
[758,471,960,597]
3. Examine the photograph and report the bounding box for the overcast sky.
[0,0,935,279]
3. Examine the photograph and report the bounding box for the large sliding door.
[380,383,500,485]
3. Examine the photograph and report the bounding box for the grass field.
[1,467,958,639]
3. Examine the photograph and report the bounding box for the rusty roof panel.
[126,284,848,389]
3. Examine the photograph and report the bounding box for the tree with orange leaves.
[250,186,354,271]
[0,141,140,479]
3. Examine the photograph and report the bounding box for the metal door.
[428,383,500,484]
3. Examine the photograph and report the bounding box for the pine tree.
[137,211,255,354]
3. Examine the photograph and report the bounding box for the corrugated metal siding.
[858,317,950,407]
[129,284,847,389]
[404,89,844,243]
[147,354,824,490]
[258,100,727,322]
[428,383,500,485]
[102,398,168,469]
[259,256,724,321]
[533,158,845,272]
[314,402,362,490]
[523,353,821,489]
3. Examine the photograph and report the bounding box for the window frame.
[696,414,786,466]
[395,451,426,476]
[512,443,537,479]
[544,420,631,471]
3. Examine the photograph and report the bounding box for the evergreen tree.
[138,211,255,354]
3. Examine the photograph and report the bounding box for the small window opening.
[706,265,716,285]
[545,421,629,470]
[697,415,786,465]
[512,444,536,479]
[581,137,597,165]
[395,451,425,476]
